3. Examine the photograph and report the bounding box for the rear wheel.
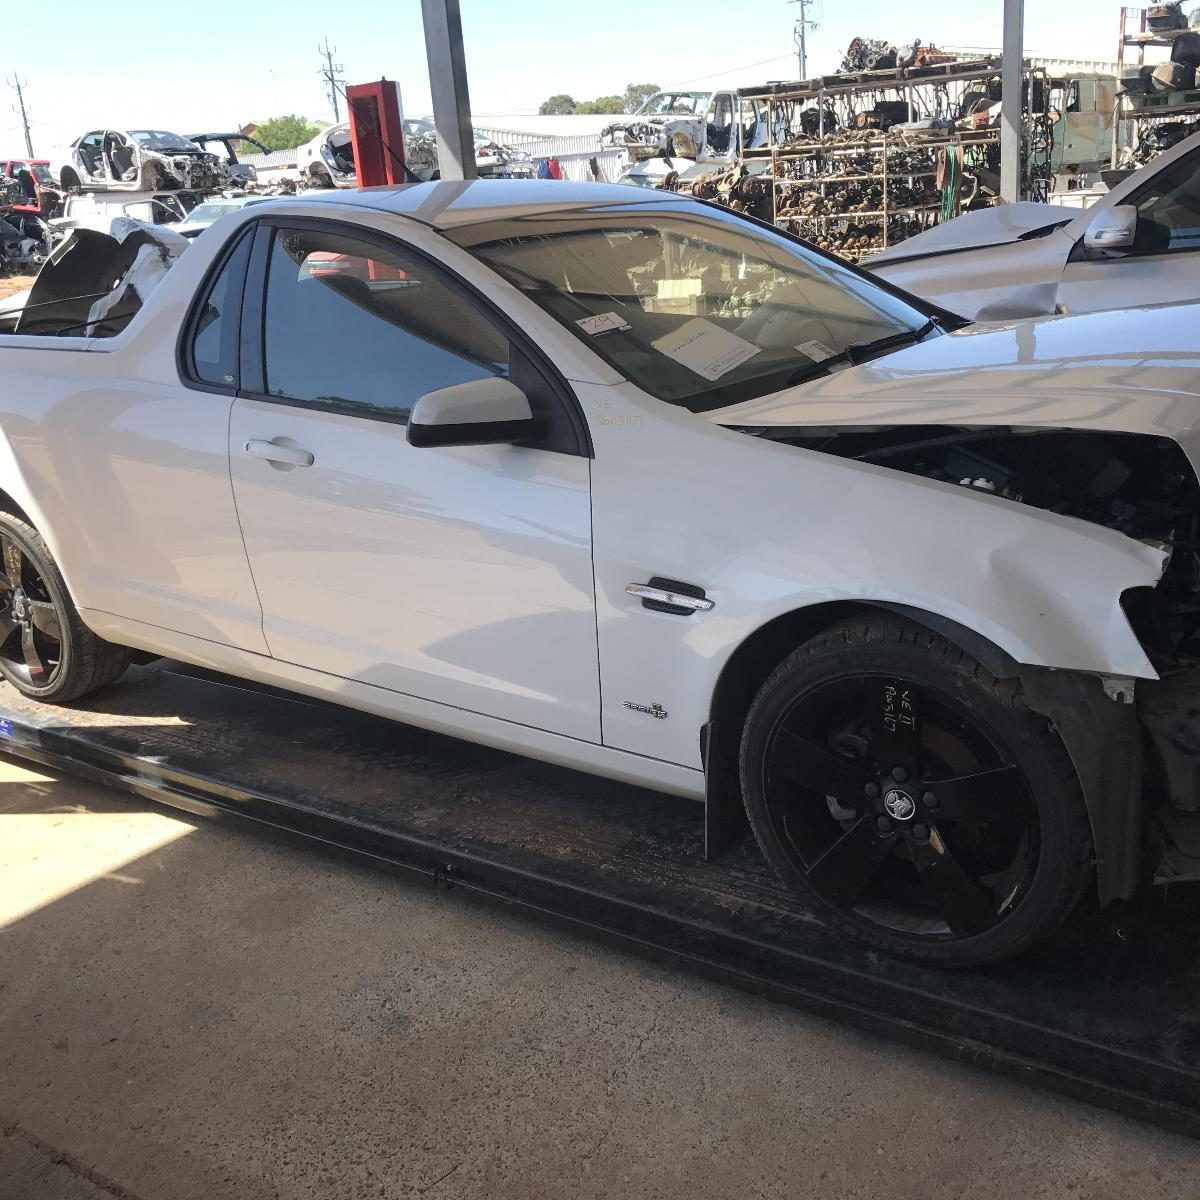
[739,617,1093,967]
[0,511,130,703]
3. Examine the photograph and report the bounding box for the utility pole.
[318,37,345,122]
[10,77,32,157]
[791,0,818,81]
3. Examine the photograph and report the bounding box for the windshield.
[182,200,254,225]
[638,91,711,116]
[454,205,934,411]
[129,130,200,152]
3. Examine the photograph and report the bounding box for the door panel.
[226,221,599,741]
[229,398,599,739]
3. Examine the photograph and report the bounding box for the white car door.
[1058,142,1200,314]
[227,218,600,741]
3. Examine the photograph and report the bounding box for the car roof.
[292,179,685,230]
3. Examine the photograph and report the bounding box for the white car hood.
[866,201,1075,265]
[710,305,1200,468]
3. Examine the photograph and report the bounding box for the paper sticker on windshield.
[796,339,835,362]
[576,312,632,337]
[651,319,761,381]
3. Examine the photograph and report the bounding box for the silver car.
[868,129,1200,320]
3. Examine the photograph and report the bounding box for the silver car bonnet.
[866,201,1075,265]
[709,304,1200,470]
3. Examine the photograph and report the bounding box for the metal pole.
[420,0,478,181]
[11,78,32,158]
[798,0,808,80]
[1000,0,1024,202]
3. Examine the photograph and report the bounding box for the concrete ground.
[2,760,1198,1200]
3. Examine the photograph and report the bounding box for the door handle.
[244,439,314,468]
[626,581,714,615]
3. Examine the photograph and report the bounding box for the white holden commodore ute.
[0,179,1198,967]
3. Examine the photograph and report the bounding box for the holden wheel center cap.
[883,788,916,822]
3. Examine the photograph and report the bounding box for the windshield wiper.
[784,318,941,387]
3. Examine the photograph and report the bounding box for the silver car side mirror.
[1084,205,1138,256]
[407,376,536,449]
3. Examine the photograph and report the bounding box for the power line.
[674,52,797,86]
[9,77,32,157]
[318,36,345,122]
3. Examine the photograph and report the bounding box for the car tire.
[0,510,130,703]
[739,615,1093,967]
[60,168,81,192]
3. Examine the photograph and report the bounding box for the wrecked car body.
[6,182,1200,965]
[602,90,716,159]
[183,133,272,186]
[50,129,232,194]
[611,90,769,189]
[298,119,533,188]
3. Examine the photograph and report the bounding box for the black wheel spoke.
[924,765,1028,824]
[0,536,21,590]
[865,677,919,777]
[21,624,47,682]
[806,814,896,907]
[912,833,999,937]
[28,600,61,643]
[0,610,17,645]
[770,728,871,805]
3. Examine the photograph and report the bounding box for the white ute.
[1,180,1199,966]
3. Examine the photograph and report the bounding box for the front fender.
[589,390,1167,770]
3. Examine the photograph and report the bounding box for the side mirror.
[1084,204,1138,255]
[407,377,537,449]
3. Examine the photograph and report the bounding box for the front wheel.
[739,616,1093,967]
[0,511,130,703]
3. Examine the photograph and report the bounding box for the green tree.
[576,95,624,114]
[538,94,577,115]
[622,82,662,113]
[254,115,323,151]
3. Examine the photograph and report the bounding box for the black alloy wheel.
[0,510,131,703]
[740,617,1093,967]
[0,534,64,688]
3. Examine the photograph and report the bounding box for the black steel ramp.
[2,663,1198,1137]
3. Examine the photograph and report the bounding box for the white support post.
[420,0,477,181]
[1000,0,1025,202]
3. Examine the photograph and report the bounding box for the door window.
[185,230,253,388]
[261,226,509,421]
[1130,149,1200,253]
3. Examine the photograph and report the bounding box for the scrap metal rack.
[736,57,1053,260]
[4,661,1200,1139]
[1114,5,1200,166]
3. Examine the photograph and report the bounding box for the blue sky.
[12,1,1128,152]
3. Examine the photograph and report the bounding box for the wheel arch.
[708,600,1020,762]
[705,599,1141,907]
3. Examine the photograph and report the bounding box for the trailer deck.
[3,662,1199,1138]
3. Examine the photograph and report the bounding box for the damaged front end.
[142,148,230,192]
[740,419,1200,893]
